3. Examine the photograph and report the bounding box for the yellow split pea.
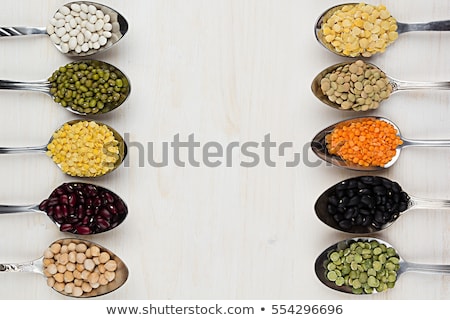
[46,121,120,177]
[321,3,398,57]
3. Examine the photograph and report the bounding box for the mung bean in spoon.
[315,237,450,294]
[314,2,450,57]
[310,116,450,171]
[0,59,130,115]
[0,119,127,177]
[0,182,128,235]
[0,1,128,57]
[0,238,128,298]
[315,175,450,234]
[311,60,450,112]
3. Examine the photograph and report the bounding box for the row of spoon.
[0,2,130,297]
[312,4,450,295]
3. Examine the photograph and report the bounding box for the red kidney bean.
[39,182,127,235]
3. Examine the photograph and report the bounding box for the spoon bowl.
[0,238,128,298]
[0,119,127,177]
[311,61,450,111]
[315,3,450,57]
[0,59,131,115]
[315,237,450,294]
[314,175,450,234]
[0,1,128,57]
[311,116,450,171]
[0,182,128,235]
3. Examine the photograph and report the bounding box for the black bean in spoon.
[314,176,433,233]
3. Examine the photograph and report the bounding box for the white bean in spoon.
[0,1,128,57]
[0,238,128,298]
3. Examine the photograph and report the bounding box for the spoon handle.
[397,20,450,33]
[401,138,450,148]
[0,80,51,94]
[0,258,43,275]
[0,26,46,36]
[402,261,450,275]
[409,195,450,210]
[391,79,450,91]
[0,145,47,154]
[0,204,40,214]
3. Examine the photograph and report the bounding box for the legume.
[326,176,410,231]
[320,3,398,57]
[46,120,121,177]
[48,60,129,115]
[43,240,118,297]
[326,118,403,167]
[326,239,400,294]
[320,60,393,111]
[47,3,117,54]
[39,182,128,235]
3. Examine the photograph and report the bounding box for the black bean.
[338,219,352,229]
[328,195,339,206]
[373,185,386,195]
[360,195,374,208]
[348,196,360,206]
[360,176,374,184]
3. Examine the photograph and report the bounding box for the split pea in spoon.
[311,116,450,171]
[0,59,130,115]
[311,60,450,112]
[0,1,128,57]
[0,119,127,178]
[0,238,128,298]
[315,237,450,295]
[315,2,450,57]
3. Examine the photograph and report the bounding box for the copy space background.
[0,0,449,300]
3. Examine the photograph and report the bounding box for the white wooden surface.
[0,0,449,300]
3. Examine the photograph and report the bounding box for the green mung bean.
[325,239,400,294]
[48,60,129,115]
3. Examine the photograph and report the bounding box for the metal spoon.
[0,182,128,235]
[314,176,450,234]
[0,1,128,57]
[0,238,128,298]
[315,237,450,294]
[0,119,127,177]
[0,59,130,115]
[311,61,450,111]
[314,3,450,57]
[310,116,450,171]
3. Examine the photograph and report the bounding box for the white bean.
[89,15,97,24]
[75,45,82,53]
[93,41,100,50]
[99,35,107,46]
[55,19,65,28]
[96,10,104,19]
[95,19,104,31]
[80,3,89,13]
[59,6,70,15]
[69,37,78,50]
[61,43,69,53]
[69,18,77,29]
[84,30,92,41]
[69,29,79,37]
[103,23,112,32]
[55,27,67,37]
[86,22,96,33]
[80,11,87,20]
[65,14,73,22]
[55,12,65,20]
[50,33,61,44]
[90,33,99,43]
[71,10,80,17]
[88,5,97,14]
[61,33,70,42]
[64,22,71,32]
[103,31,112,38]
[50,18,58,27]
[70,3,81,12]
[103,14,110,23]
[46,24,55,35]
[77,32,84,45]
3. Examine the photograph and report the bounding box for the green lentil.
[48,60,130,115]
[325,239,400,294]
[320,60,392,111]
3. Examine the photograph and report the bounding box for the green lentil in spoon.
[325,239,400,294]
[48,60,129,115]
